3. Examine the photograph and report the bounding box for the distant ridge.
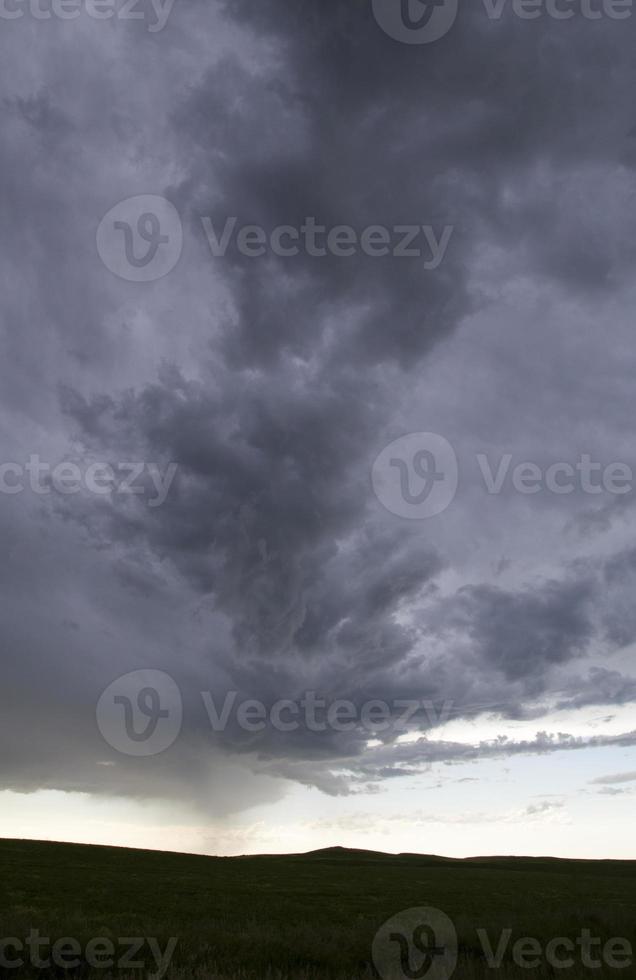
[1,838,633,866]
[302,845,389,859]
[302,845,453,862]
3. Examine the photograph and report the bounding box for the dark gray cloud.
[435,578,596,682]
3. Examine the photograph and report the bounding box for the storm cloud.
[1,0,636,819]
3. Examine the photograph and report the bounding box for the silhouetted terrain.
[1,838,634,978]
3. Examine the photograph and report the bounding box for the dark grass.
[0,838,635,978]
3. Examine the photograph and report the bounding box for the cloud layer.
[1,0,636,817]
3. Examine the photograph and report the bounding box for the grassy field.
[0,838,634,978]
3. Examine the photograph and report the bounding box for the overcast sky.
[1,0,636,858]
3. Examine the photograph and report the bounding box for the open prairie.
[1,839,634,979]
